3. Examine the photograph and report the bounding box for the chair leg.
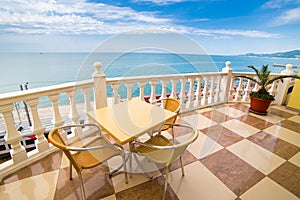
[163,165,170,200]
[180,156,185,176]
[78,173,86,200]
[133,153,153,179]
[122,153,128,184]
[69,161,72,180]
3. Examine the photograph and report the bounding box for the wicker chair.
[132,123,198,200]
[48,124,128,200]
[150,98,181,136]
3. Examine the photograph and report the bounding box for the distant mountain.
[245,50,300,59]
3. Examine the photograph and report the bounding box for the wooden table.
[87,99,176,145]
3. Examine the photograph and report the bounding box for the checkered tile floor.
[1,103,299,200]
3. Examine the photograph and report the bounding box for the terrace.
[0,61,299,199]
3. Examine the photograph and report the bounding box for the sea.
[0,52,299,107]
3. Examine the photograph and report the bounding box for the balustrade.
[0,61,295,181]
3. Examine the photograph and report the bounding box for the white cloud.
[0,0,171,35]
[273,7,300,25]
[191,28,280,38]
[0,0,280,40]
[262,0,300,9]
[131,0,186,5]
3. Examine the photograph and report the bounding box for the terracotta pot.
[249,96,273,114]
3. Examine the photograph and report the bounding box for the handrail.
[0,61,294,181]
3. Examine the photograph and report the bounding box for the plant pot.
[249,96,273,114]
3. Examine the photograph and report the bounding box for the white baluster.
[138,81,146,101]
[195,77,203,108]
[67,91,81,137]
[201,77,208,106]
[269,80,277,96]
[214,76,221,103]
[26,99,49,152]
[229,77,236,101]
[81,87,93,113]
[1,104,27,163]
[81,87,93,125]
[179,78,187,105]
[242,78,252,102]
[169,79,178,99]
[111,83,120,104]
[67,91,80,124]
[186,77,195,108]
[149,81,157,103]
[48,94,64,127]
[160,80,168,100]
[234,77,243,101]
[125,82,134,101]
[208,76,216,104]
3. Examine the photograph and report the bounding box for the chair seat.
[73,137,120,169]
[134,135,173,153]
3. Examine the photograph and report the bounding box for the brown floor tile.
[201,125,244,147]
[278,119,300,133]
[0,151,62,185]
[115,175,179,200]
[248,131,300,160]
[269,107,295,118]
[230,104,250,113]
[201,110,232,123]
[200,149,265,196]
[54,163,115,200]
[159,150,198,174]
[237,114,273,130]
[269,161,300,198]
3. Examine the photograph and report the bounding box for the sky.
[0,0,300,55]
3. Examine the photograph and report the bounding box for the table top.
[87,99,176,145]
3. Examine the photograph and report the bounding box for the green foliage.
[235,64,300,101]
[250,91,274,101]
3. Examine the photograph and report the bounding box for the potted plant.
[235,64,300,114]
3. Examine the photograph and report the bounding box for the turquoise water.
[0,52,299,106]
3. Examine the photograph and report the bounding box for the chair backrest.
[161,98,181,129]
[48,128,82,172]
[141,125,198,165]
[163,98,180,113]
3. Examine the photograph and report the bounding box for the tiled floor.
[0,103,300,200]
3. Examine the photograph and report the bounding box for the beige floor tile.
[60,153,69,169]
[227,139,285,174]
[289,152,300,167]
[99,194,116,200]
[249,113,285,124]
[240,177,299,200]
[272,105,299,115]
[0,170,59,200]
[109,155,161,193]
[196,107,213,113]
[182,113,217,130]
[168,161,236,200]
[178,131,223,159]
[215,107,246,118]
[264,125,300,147]
[221,119,260,138]
[288,115,300,123]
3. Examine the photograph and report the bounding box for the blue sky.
[0,0,300,55]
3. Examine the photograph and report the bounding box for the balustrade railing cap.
[280,64,294,75]
[93,62,103,73]
[222,61,232,72]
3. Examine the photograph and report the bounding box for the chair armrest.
[59,123,102,134]
[66,143,124,152]
[131,140,176,150]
